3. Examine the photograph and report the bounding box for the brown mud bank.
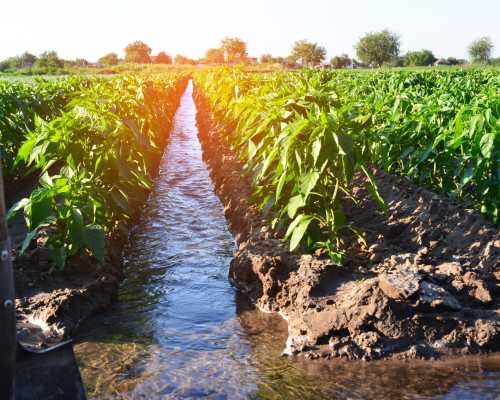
[193,85,500,361]
[10,79,189,350]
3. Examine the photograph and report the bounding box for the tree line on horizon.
[0,31,497,74]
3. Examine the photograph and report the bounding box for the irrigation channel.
[74,81,500,399]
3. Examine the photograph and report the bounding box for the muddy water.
[74,81,500,399]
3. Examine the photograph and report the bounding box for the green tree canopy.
[260,54,275,63]
[174,54,195,65]
[99,53,119,66]
[13,52,37,68]
[355,30,400,67]
[330,54,351,69]
[124,41,152,63]
[34,51,63,69]
[290,40,326,66]
[205,48,225,64]
[468,37,494,63]
[155,52,172,64]
[221,37,247,62]
[404,49,436,66]
[74,58,89,67]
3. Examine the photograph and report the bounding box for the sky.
[1,0,499,62]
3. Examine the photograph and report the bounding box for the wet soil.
[6,173,118,346]
[193,85,500,361]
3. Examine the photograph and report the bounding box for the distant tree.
[205,48,225,64]
[260,53,275,63]
[174,54,195,65]
[74,58,89,67]
[34,51,63,68]
[468,37,494,63]
[290,40,326,66]
[221,37,247,63]
[355,30,400,67]
[390,56,405,67]
[404,49,436,66]
[330,54,351,69]
[125,41,152,63]
[17,52,37,68]
[0,59,10,71]
[155,52,172,64]
[283,55,298,68]
[99,53,119,66]
[2,52,37,69]
[446,57,465,66]
[434,58,450,66]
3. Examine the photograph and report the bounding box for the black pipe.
[0,164,16,400]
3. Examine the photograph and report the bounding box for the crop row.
[0,77,96,176]
[194,68,499,262]
[5,74,189,268]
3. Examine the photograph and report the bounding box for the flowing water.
[74,81,500,399]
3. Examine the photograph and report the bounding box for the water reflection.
[236,296,500,399]
[74,81,500,399]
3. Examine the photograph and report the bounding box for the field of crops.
[195,68,499,262]
[2,68,498,268]
[1,73,188,268]
[0,77,97,177]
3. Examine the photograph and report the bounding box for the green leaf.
[258,147,278,179]
[289,215,313,251]
[82,224,106,263]
[7,198,29,220]
[300,171,320,200]
[29,190,54,229]
[20,229,38,254]
[479,132,494,159]
[110,190,130,213]
[329,251,344,266]
[311,137,322,166]
[39,172,53,187]
[69,206,85,251]
[49,246,67,270]
[275,172,287,202]
[418,145,433,163]
[332,132,353,156]
[15,135,37,165]
[461,165,474,186]
[287,194,305,219]
[361,166,386,212]
[248,139,257,160]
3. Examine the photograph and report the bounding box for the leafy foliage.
[404,50,436,66]
[195,67,500,262]
[290,40,327,66]
[355,30,400,67]
[221,37,247,63]
[330,54,352,69]
[154,52,172,64]
[124,41,152,64]
[0,76,95,177]
[99,53,119,66]
[195,68,381,263]
[468,37,494,63]
[7,73,189,269]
